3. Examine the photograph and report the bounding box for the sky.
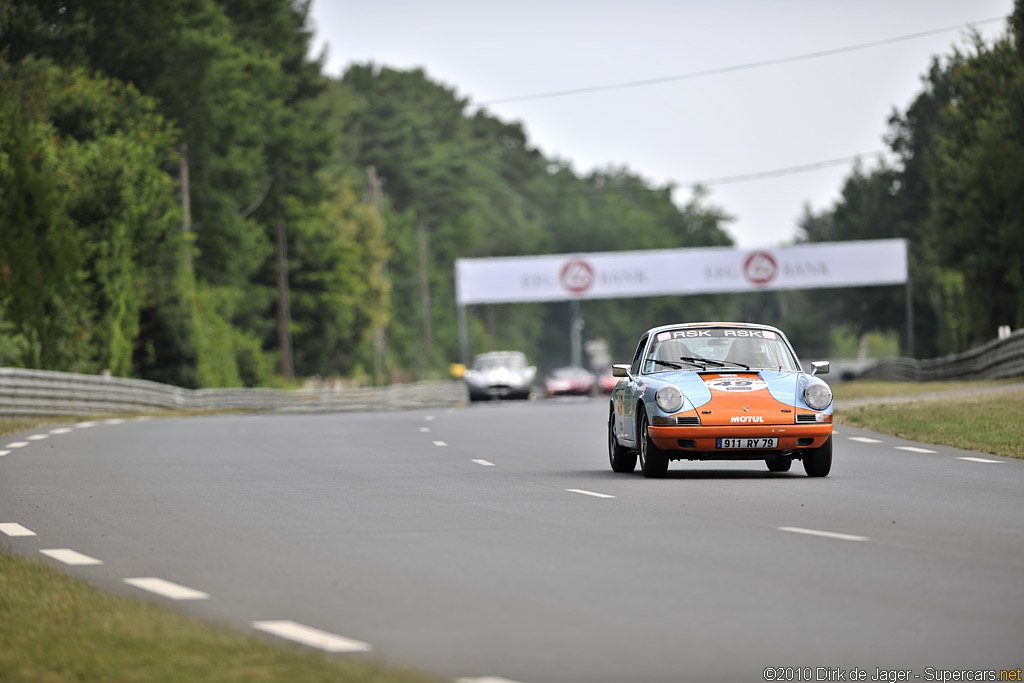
[307,0,1014,249]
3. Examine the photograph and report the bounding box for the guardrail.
[856,329,1024,381]
[0,368,469,417]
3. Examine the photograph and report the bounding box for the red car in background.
[544,366,596,397]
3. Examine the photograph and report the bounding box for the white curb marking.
[252,620,371,653]
[848,436,883,444]
[566,488,615,499]
[896,446,937,453]
[40,549,103,566]
[778,526,869,542]
[472,459,496,467]
[957,457,1001,463]
[0,523,36,537]
[124,577,209,600]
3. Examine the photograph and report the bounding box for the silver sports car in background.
[464,351,537,401]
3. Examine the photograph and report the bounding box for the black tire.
[802,436,832,477]
[639,412,669,478]
[609,410,637,473]
[766,457,792,472]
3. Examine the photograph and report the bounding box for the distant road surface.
[2,399,1022,683]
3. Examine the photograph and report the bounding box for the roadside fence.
[0,368,468,417]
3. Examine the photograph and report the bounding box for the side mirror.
[810,361,830,376]
[612,364,630,378]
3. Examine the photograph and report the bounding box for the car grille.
[796,414,819,423]
[675,416,701,426]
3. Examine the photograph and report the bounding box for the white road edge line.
[957,457,1001,463]
[0,523,36,537]
[40,549,103,566]
[123,577,210,600]
[848,436,883,444]
[896,446,937,453]
[433,440,448,447]
[778,526,869,542]
[472,459,496,467]
[566,488,615,499]
[251,620,371,653]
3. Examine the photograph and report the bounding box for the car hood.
[662,369,805,411]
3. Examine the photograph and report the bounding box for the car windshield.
[643,328,799,373]
[474,353,527,371]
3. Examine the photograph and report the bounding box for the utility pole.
[416,221,433,378]
[275,215,294,383]
[179,144,192,270]
[366,166,388,385]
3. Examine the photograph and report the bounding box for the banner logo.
[744,251,778,286]
[560,259,595,294]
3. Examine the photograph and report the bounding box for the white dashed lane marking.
[457,678,527,683]
[252,620,371,653]
[424,415,435,421]
[27,434,49,441]
[0,450,9,457]
[124,577,210,600]
[104,419,125,425]
[778,526,869,542]
[76,422,97,428]
[433,441,448,447]
[0,523,36,537]
[848,436,883,444]
[566,489,615,499]
[49,427,74,435]
[4,442,29,449]
[419,427,431,433]
[896,446,937,453]
[958,457,1001,463]
[472,459,496,467]
[40,549,103,566]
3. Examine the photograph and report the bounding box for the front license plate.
[716,437,778,449]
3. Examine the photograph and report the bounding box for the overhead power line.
[477,16,1006,107]
[678,151,888,188]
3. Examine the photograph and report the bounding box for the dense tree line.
[798,3,1024,358]
[1,0,1021,387]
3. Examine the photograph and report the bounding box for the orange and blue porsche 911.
[608,322,833,478]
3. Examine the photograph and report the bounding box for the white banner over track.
[455,239,907,305]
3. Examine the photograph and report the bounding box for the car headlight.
[804,382,833,410]
[655,384,684,413]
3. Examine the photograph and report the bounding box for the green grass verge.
[829,378,1020,400]
[0,549,443,683]
[835,388,1024,459]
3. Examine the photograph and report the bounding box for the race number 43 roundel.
[704,376,768,392]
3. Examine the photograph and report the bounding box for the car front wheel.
[802,436,832,477]
[639,413,669,478]
[609,411,637,473]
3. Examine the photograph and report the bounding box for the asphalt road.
[2,398,1022,683]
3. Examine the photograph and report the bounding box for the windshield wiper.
[650,359,684,370]
[715,360,751,370]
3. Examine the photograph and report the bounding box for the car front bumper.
[648,422,833,453]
